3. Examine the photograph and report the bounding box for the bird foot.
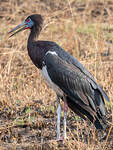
[57,136,64,141]
[56,135,68,141]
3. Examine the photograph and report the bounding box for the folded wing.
[43,51,108,129]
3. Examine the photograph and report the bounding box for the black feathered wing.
[44,52,107,129]
[35,41,109,102]
[53,44,109,102]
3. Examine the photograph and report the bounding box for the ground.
[0,0,113,149]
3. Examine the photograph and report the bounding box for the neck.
[27,26,43,69]
[28,27,41,43]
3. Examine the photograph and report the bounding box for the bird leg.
[63,98,68,139]
[56,96,68,141]
[56,96,61,140]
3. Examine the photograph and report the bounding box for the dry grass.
[0,0,113,149]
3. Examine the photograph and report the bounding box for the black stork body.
[9,14,109,140]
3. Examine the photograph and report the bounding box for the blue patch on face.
[26,18,34,28]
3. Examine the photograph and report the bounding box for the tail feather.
[94,90,106,116]
[66,96,108,130]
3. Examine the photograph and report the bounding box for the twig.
[102,124,113,150]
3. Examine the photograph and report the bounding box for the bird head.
[9,14,43,37]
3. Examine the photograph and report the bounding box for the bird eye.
[26,18,30,23]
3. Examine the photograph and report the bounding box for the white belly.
[40,65,63,97]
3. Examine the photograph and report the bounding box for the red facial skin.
[25,18,31,29]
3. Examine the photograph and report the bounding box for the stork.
[9,14,109,140]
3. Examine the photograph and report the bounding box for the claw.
[56,135,68,141]
[57,136,64,141]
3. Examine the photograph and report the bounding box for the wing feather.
[51,43,109,102]
[44,52,98,109]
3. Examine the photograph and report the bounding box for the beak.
[8,21,26,37]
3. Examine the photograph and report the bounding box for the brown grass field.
[0,0,113,149]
